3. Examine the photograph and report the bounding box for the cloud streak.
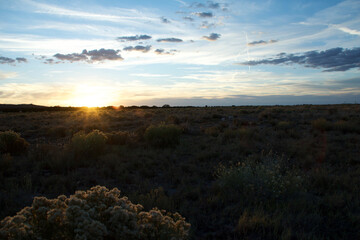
[154,49,177,55]
[247,39,278,46]
[336,26,360,36]
[240,47,360,72]
[157,38,183,43]
[116,35,152,42]
[123,45,151,53]
[53,48,123,63]
[26,0,156,23]
[193,12,213,18]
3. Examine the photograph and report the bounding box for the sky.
[0,0,359,107]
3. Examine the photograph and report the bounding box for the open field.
[0,104,359,239]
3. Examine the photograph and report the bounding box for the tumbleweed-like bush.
[0,186,190,240]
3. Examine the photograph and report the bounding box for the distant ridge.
[0,104,48,112]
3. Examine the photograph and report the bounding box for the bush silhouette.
[0,130,29,155]
[144,124,181,147]
[0,186,190,240]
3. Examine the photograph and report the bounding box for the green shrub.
[0,186,190,240]
[71,130,107,157]
[144,124,181,148]
[0,131,29,155]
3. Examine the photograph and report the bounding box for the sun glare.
[70,85,111,107]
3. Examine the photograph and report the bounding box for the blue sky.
[0,0,359,106]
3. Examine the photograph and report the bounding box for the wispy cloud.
[116,35,152,42]
[335,26,360,36]
[183,16,194,21]
[200,21,215,29]
[247,39,278,46]
[161,17,171,23]
[123,45,151,53]
[240,47,360,72]
[154,49,178,55]
[24,0,156,23]
[0,71,18,80]
[131,73,170,77]
[190,1,221,9]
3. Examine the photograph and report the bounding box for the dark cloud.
[157,38,183,43]
[183,16,194,21]
[16,57,27,63]
[0,56,15,64]
[154,49,178,55]
[161,17,170,23]
[0,56,28,65]
[53,48,123,63]
[85,49,123,61]
[240,47,360,72]
[53,52,88,62]
[123,45,151,53]
[0,56,27,65]
[247,39,278,46]
[202,33,221,41]
[194,12,213,18]
[116,35,152,42]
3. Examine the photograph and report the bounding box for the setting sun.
[70,85,112,107]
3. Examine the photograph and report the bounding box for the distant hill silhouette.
[0,104,75,112]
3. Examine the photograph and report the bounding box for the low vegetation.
[0,186,190,240]
[0,104,359,239]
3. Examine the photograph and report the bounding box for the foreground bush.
[0,131,29,155]
[144,124,181,147]
[70,130,107,157]
[0,186,190,240]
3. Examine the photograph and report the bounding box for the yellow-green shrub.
[0,186,190,240]
[70,130,107,157]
